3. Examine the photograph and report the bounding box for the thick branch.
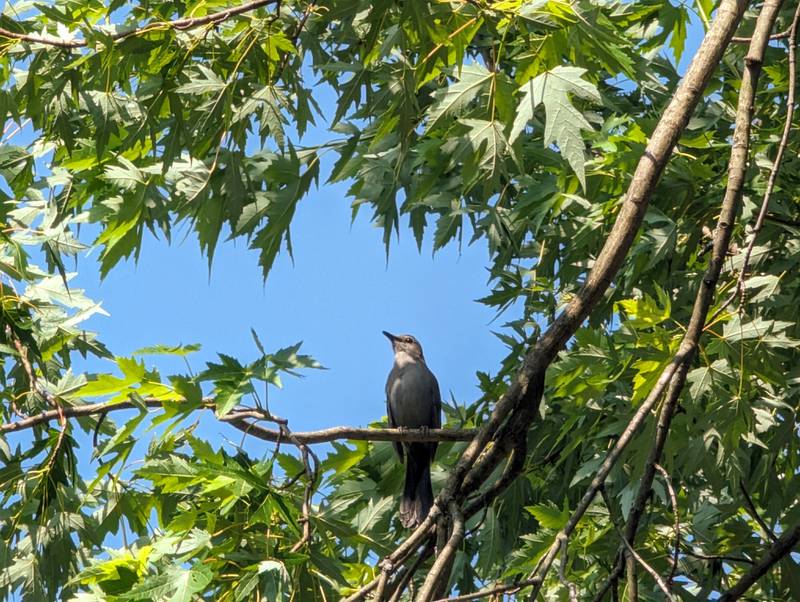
[0,398,476,443]
[0,0,279,49]
[718,523,800,601]
[521,0,765,594]
[595,0,783,595]
[449,0,751,503]
[625,0,777,551]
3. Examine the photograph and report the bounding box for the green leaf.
[616,291,670,329]
[132,343,202,356]
[526,503,568,530]
[176,65,227,96]
[510,66,600,188]
[425,65,494,132]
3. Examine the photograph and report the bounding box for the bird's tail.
[400,445,433,528]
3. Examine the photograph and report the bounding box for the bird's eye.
[405,337,413,343]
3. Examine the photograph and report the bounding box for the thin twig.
[740,482,778,543]
[277,3,315,75]
[718,523,800,601]
[683,549,754,565]
[0,0,279,49]
[731,27,791,42]
[7,327,68,470]
[438,580,523,602]
[764,213,800,228]
[617,531,676,602]
[558,538,579,602]
[288,424,320,552]
[654,463,680,584]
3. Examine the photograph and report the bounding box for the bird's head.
[383,331,425,361]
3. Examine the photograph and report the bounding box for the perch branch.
[0,397,477,443]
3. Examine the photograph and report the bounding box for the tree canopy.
[1,0,800,600]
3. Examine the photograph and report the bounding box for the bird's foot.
[418,425,431,438]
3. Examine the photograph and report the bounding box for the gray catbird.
[383,331,442,528]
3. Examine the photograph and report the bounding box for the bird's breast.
[387,362,436,428]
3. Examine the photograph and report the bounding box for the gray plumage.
[383,331,442,528]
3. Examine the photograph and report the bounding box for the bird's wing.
[431,373,442,430]
[386,369,404,461]
[429,372,442,461]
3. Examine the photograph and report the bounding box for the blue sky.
[65,145,510,460]
[59,54,516,451]
[72,180,509,435]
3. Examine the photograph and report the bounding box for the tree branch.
[342,511,440,601]
[0,397,477,443]
[523,0,776,594]
[718,523,800,601]
[437,581,523,602]
[0,0,279,49]
[764,213,800,228]
[740,482,778,543]
[445,0,751,510]
[558,538,579,602]
[654,463,680,585]
[386,539,436,602]
[731,27,791,43]
[417,504,465,601]
[591,0,784,594]
[712,0,800,319]
[617,531,675,602]
[736,1,800,296]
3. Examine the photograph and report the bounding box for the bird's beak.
[382,331,397,342]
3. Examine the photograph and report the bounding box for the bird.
[383,331,442,528]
